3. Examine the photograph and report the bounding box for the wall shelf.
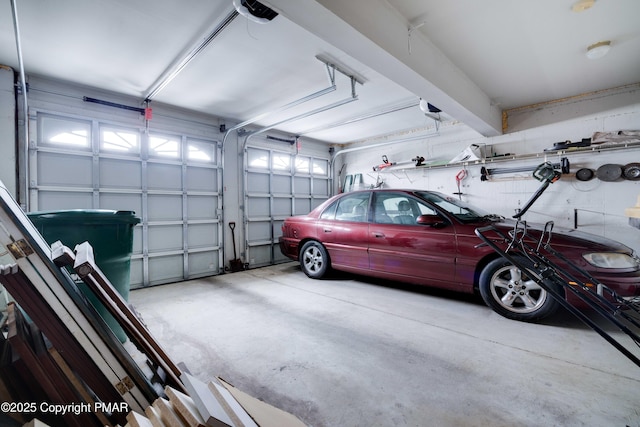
[376,140,640,174]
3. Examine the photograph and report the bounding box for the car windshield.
[415,191,494,223]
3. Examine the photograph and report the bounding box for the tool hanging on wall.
[513,162,562,219]
[623,163,640,180]
[453,169,467,199]
[373,154,426,171]
[373,155,395,171]
[228,222,244,272]
[481,158,567,181]
[342,174,363,192]
[543,138,591,152]
[352,173,363,190]
[596,164,623,182]
[338,164,346,192]
[343,174,352,193]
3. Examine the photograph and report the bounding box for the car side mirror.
[416,214,447,228]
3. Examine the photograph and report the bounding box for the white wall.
[339,103,640,254]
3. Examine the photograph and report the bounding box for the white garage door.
[30,113,222,288]
[245,145,330,267]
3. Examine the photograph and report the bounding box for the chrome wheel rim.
[303,246,324,274]
[490,265,547,314]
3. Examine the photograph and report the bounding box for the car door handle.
[373,232,385,238]
[324,228,332,233]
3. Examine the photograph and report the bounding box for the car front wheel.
[479,257,561,322]
[300,241,330,279]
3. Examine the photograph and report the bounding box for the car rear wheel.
[479,257,561,322]
[300,241,330,279]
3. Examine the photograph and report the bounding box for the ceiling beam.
[264,0,503,137]
[504,83,640,133]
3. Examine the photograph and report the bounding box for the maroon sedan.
[279,189,640,322]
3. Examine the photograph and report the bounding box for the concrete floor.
[130,262,640,427]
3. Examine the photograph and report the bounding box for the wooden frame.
[0,181,164,424]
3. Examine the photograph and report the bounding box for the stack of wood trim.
[22,420,52,426]
[0,181,307,427]
[0,181,173,425]
[1,303,108,426]
[115,374,307,427]
[57,240,185,394]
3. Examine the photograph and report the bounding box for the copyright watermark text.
[1,401,129,416]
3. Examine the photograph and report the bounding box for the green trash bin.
[28,209,140,343]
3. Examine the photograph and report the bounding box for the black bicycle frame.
[475,221,640,368]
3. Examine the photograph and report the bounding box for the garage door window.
[295,156,328,175]
[40,116,90,150]
[149,135,180,158]
[272,153,290,171]
[248,149,269,169]
[313,159,327,175]
[188,140,215,163]
[101,127,140,154]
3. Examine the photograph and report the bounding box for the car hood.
[490,219,633,254]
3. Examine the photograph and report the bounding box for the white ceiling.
[0,0,638,145]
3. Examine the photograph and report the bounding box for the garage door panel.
[247,198,270,219]
[132,228,143,255]
[313,178,329,196]
[273,244,288,263]
[273,198,292,217]
[149,255,183,285]
[100,159,141,188]
[187,251,219,277]
[186,167,217,192]
[272,175,291,194]
[248,221,270,242]
[273,220,284,239]
[148,163,182,191]
[247,172,270,193]
[187,196,217,220]
[312,197,328,210]
[295,198,312,215]
[37,191,92,210]
[99,193,143,217]
[148,194,182,221]
[38,152,92,187]
[188,223,217,248]
[148,225,182,252]
[294,177,311,193]
[130,258,143,289]
[248,245,270,266]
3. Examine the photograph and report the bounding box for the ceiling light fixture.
[586,40,611,59]
[571,0,595,12]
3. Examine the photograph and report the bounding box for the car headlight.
[582,252,639,269]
